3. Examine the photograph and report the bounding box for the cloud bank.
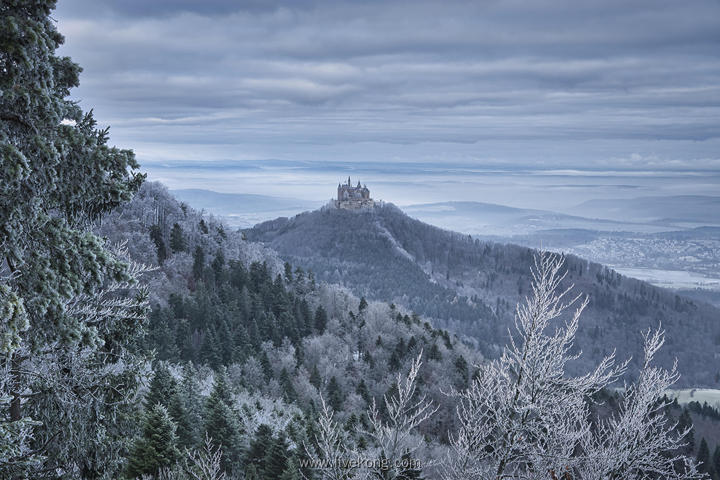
[54,0,720,182]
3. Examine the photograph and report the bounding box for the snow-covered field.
[612,267,720,291]
[666,389,720,408]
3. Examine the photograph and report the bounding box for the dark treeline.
[147,256,325,367]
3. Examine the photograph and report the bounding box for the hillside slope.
[94,182,487,475]
[247,203,720,386]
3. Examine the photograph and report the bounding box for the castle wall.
[336,179,373,209]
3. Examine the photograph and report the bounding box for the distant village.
[335,177,375,209]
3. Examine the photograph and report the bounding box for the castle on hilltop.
[335,177,374,209]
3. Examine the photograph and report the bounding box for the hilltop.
[247,203,720,387]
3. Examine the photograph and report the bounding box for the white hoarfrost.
[440,252,705,480]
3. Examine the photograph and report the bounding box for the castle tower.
[335,178,374,209]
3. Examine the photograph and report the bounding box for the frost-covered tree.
[184,435,226,480]
[366,352,438,479]
[578,327,705,479]
[304,395,361,480]
[305,353,437,480]
[443,253,705,480]
[0,0,146,476]
[0,360,38,473]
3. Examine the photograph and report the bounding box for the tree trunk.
[9,352,23,422]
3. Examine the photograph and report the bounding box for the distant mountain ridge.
[402,200,664,236]
[247,203,720,386]
[569,195,720,226]
[171,188,323,228]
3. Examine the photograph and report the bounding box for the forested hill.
[247,203,720,387]
[93,181,485,478]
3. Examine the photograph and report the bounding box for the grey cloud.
[53,0,720,174]
[57,0,319,17]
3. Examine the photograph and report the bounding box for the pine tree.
[193,246,206,280]
[284,262,294,283]
[212,249,226,280]
[454,354,469,389]
[232,325,251,364]
[314,306,328,333]
[297,299,313,337]
[356,379,371,404]
[244,464,260,480]
[678,409,695,453]
[204,370,242,473]
[218,319,233,364]
[280,368,298,403]
[359,296,368,312]
[179,364,204,446]
[200,324,222,368]
[389,349,402,372]
[245,424,274,472]
[168,388,194,449]
[327,376,344,411]
[294,266,305,286]
[309,365,322,390]
[199,218,209,234]
[169,222,186,253]
[698,438,710,472]
[428,343,442,361]
[260,350,274,381]
[280,455,302,480]
[304,415,320,454]
[712,446,720,479]
[148,307,179,360]
[407,335,418,353]
[145,364,177,410]
[176,318,195,361]
[262,432,290,478]
[0,2,147,476]
[149,224,168,264]
[126,404,181,478]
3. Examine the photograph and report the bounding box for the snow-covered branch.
[577,327,705,480]
[443,252,701,480]
[367,351,438,478]
[304,395,362,480]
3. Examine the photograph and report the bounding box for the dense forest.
[97,181,482,478]
[2,2,720,479]
[247,204,720,386]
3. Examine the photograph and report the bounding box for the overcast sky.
[54,0,720,207]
